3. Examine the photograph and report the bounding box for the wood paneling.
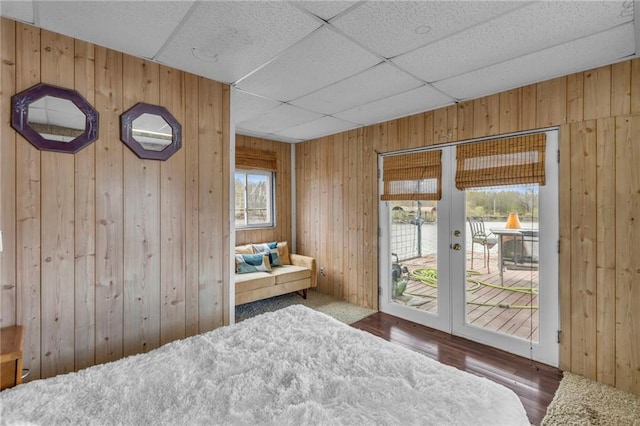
[473,94,499,138]
[536,77,567,128]
[632,59,640,114]
[331,133,345,299]
[457,101,474,140]
[615,115,640,394]
[183,73,200,336]
[221,85,231,323]
[499,89,520,134]
[73,39,96,371]
[433,105,457,144]
[520,84,537,130]
[122,55,161,357]
[234,135,292,246]
[566,73,584,123]
[584,66,611,120]
[595,117,615,386]
[296,58,640,395]
[197,78,226,333]
[0,19,230,380]
[159,65,186,346]
[14,20,42,379]
[296,129,377,309]
[0,18,16,328]
[569,121,597,379]
[610,62,630,117]
[39,28,76,378]
[94,45,124,365]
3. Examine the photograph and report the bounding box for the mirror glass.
[132,113,173,152]
[11,83,99,154]
[120,102,181,161]
[27,96,86,143]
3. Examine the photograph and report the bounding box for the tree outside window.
[235,169,274,228]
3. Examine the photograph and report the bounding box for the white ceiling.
[2,1,637,143]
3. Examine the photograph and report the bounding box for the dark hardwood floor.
[351,312,562,426]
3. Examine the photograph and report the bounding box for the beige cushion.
[277,241,291,265]
[235,244,254,255]
[235,272,275,293]
[271,265,310,284]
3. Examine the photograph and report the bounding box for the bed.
[0,306,529,425]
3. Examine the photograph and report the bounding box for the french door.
[378,130,559,366]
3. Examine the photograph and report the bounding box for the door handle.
[452,243,462,251]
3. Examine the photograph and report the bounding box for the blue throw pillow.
[235,253,272,274]
[252,241,282,267]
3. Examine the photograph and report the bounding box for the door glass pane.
[389,200,439,314]
[465,185,539,343]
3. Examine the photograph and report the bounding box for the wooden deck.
[393,252,540,341]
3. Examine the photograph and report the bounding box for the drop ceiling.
[2,1,637,143]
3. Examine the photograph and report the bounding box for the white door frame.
[378,129,559,367]
[378,149,452,332]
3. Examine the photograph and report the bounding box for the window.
[235,169,275,228]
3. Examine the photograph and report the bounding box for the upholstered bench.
[234,241,317,305]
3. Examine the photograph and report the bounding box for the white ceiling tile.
[298,1,358,21]
[37,1,194,59]
[1,0,34,23]
[433,23,635,100]
[236,26,381,101]
[236,129,302,144]
[275,116,359,140]
[236,104,323,135]
[332,1,523,58]
[233,90,282,124]
[157,2,320,84]
[3,1,637,144]
[393,1,633,82]
[334,85,455,125]
[289,63,423,115]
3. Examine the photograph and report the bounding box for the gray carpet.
[542,372,640,426]
[235,289,376,325]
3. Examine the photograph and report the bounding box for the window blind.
[235,147,277,171]
[455,133,546,190]
[381,150,442,201]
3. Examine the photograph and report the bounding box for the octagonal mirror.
[11,83,99,153]
[120,103,181,161]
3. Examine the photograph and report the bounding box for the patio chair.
[467,217,498,273]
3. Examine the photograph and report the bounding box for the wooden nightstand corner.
[1,325,25,391]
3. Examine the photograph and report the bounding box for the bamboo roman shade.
[381,150,442,201]
[235,147,277,171]
[455,133,546,190]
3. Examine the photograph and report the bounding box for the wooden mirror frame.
[120,103,182,161]
[11,83,99,154]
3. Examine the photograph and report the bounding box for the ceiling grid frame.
[0,0,636,142]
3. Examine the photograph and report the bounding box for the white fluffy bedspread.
[0,306,529,425]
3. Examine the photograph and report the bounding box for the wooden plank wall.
[234,135,292,246]
[296,58,640,395]
[0,19,231,380]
